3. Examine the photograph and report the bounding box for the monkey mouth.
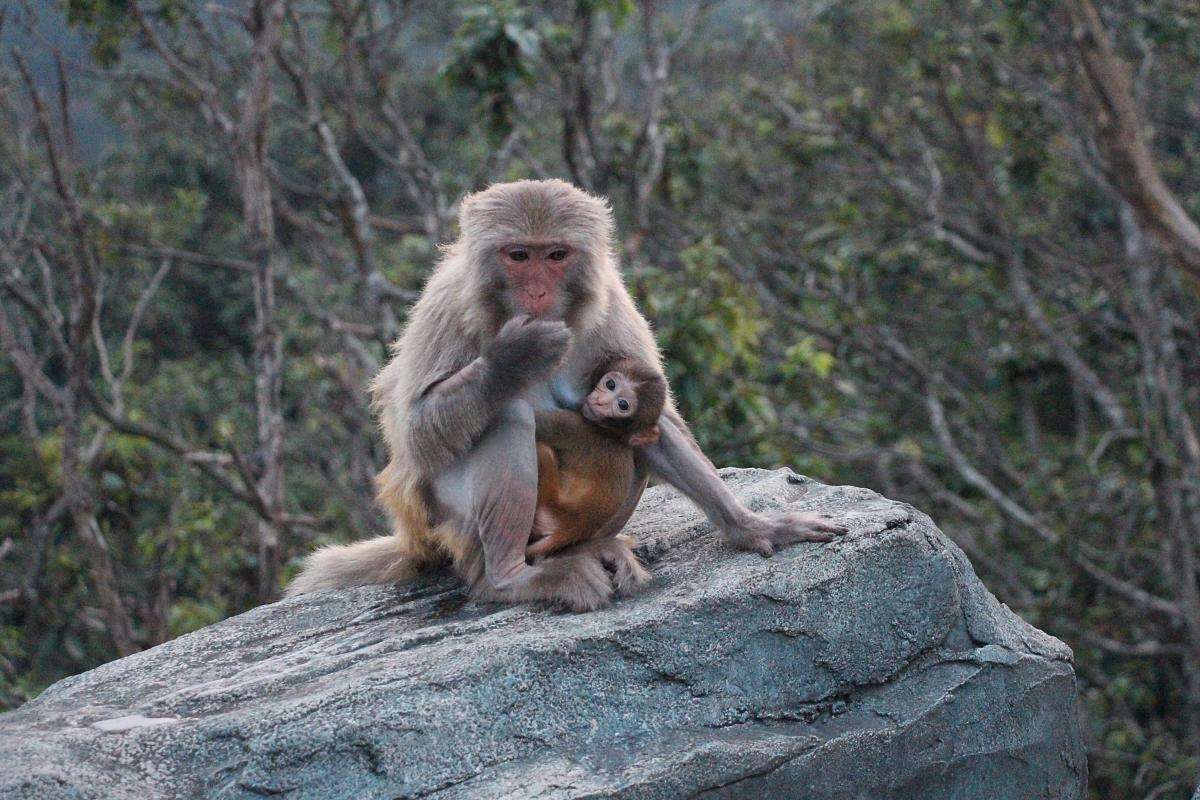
[581,403,601,423]
[521,298,555,318]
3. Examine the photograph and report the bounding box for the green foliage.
[63,0,132,66]
[640,237,778,462]
[441,1,541,141]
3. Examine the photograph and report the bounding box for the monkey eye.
[617,399,630,412]
[548,248,568,262]
[605,379,617,390]
[508,248,529,262]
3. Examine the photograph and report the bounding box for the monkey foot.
[480,553,615,612]
[726,511,848,557]
[541,553,616,611]
[575,536,652,597]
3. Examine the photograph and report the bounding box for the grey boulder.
[0,469,1087,799]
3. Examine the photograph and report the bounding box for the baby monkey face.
[582,371,638,423]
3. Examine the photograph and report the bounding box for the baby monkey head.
[581,359,666,446]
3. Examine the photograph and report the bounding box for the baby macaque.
[527,358,667,559]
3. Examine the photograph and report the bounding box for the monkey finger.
[814,515,849,534]
[585,538,651,595]
[499,314,531,334]
[730,535,774,558]
[784,512,848,536]
[529,318,571,344]
[545,555,614,611]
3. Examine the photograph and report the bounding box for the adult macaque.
[526,357,666,560]
[287,179,845,609]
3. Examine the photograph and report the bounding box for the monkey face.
[582,371,639,424]
[498,242,576,318]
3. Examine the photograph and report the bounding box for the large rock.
[0,469,1086,799]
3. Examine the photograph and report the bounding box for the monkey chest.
[530,368,588,411]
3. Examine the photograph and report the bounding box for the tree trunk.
[251,249,284,602]
[236,0,287,602]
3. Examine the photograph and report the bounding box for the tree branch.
[1062,0,1200,282]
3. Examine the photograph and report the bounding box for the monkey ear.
[627,425,660,447]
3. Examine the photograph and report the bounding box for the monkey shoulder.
[597,288,664,366]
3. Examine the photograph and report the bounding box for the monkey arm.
[533,409,592,447]
[407,317,571,474]
[636,408,745,532]
[406,357,499,474]
[638,408,846,554]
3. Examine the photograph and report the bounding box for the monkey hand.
[485,315,572,394]
[724,511,847,557]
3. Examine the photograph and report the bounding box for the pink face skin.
[581,371,638,424]
[499,242,575,318]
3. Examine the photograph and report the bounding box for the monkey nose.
[523,288,552,315]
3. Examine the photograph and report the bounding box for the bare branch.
[1062,0,1200,282]
[0,300,63,409]
[129,2,236,137]
[1006,248,1129,430]
[119,258,171,388]
[123,243,254,272]
[926,388,1181,623]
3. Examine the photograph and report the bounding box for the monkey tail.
[284,535,420,597]
[285,460,441,597]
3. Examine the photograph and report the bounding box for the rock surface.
[0,469,1087,799]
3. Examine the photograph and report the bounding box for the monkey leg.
[640,410,847,556]
[432,399,615,611]
[591,465,651,541]
[527,444,562,552]
[534,443,561,506]
[529,464,646,559]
